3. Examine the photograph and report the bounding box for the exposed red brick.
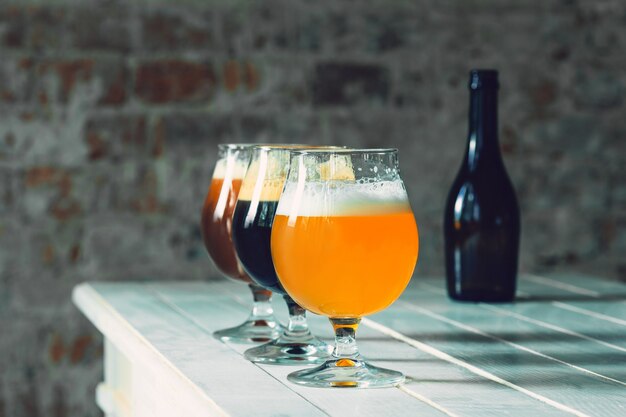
[37,59,95,101]
[122,118,146,146]
[143,14,179,47]
[69,244,81,263]
[49,334,65,364]
[1,91,16,102]
[152,118,165,158]
[19,58,34,69]
[5,6,21,17]
[4,29,24,48]
[530,80,557,108]
[50,198,81,221]
[2,8,25,47]
[35,58,127,104]
[131,194,165,213]
[37,91,48,105]
[501,142,515,155]
[69,335,92,364]
[19,112,34,121]
[135,60,216,103]
[25,166,62,187]
[84,115,149,161]
[57,173,72,197]
[53,60,95,101]
[223,60,240,92]
[130,168,166,213]
[42,244,55,264]
[99,71,127,105]
[501,125,517,155]
[188,30,210,46]
[86,131,107,161]
[243,61,260,91]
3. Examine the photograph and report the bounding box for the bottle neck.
[466,87,500,171]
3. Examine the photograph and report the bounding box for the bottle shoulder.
[445,171,519,224]
[448,161,517,194]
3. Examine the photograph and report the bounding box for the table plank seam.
[518,274,626,314]
[396,385,461,417]
[361,317,591,417]
[146,284,333,417]
[478,304,626,354]
[551,302,626,327]
[524,275,601,297]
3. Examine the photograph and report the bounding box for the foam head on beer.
[212,152,248,180]
[276,153,410,220]
[232,145,310,294]
[238,145,351,202]
[271,150,419,318]
[237,147,292,202]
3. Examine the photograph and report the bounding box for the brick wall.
[1,0,625,415]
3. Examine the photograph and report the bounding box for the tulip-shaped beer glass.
[232,146,332,365]
[271,149,419,387]
[201,144,281,343]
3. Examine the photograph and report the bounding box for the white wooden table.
[73,274,626,417]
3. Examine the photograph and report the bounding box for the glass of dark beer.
[201,144,281,343]
[232,145,333,365]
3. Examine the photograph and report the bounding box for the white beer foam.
[212,157,248,180]
[276,180,410,217]
[237,153,289,201]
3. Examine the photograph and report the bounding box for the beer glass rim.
[217,143,298,151]
[253,144,312,151]
[291,148,397,155]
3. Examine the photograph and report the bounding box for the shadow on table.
[458,351,626,367]
[514,294,626,302]
[370,331,626,344]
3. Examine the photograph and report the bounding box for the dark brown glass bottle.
[444,70,520,302]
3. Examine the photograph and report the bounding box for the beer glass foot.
[287,358,405,388]
[243,334,332,365]
[213,317,282,344]
[214,284,282,344]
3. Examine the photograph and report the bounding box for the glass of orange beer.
[271,148,419,387]
[201,144,281,343]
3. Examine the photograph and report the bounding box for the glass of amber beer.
[232,145,334,365]
[271,149,419,387]
[201,144,281,343]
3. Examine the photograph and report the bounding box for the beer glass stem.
[330,317,361,359]
[250,284,274,318]
[283,296,311,338]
